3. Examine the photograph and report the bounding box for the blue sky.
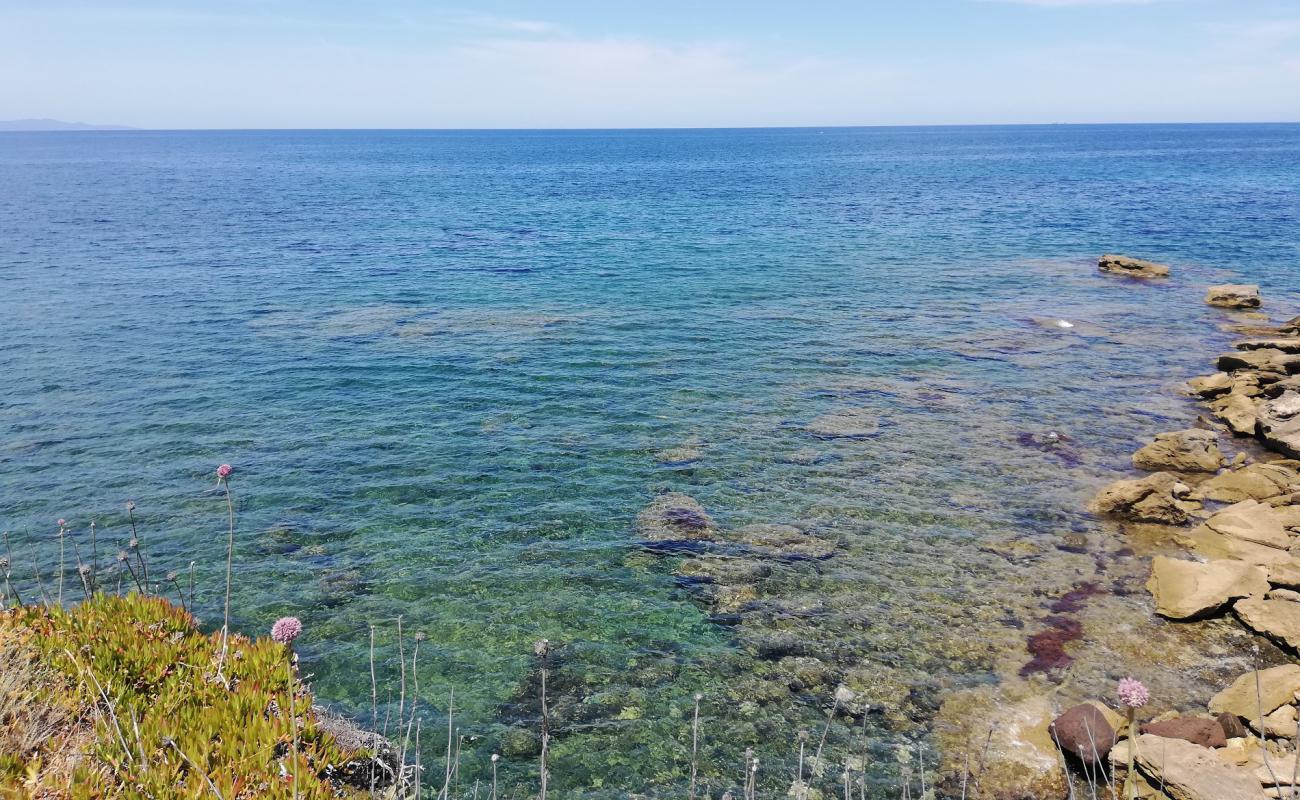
[2,0,1298,128]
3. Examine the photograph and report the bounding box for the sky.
[1,0,1298,128]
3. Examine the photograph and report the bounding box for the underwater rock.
[805,408,880,439]
[1258,391,1300,459]
[1146,556,1268,620]
[1098,254,1171,279]
[777,656,833,693]
[1132,429,1225,473]
[675,557,772,584]
[1140,717,1228,749]
[732,524,835,560]
[1091,472,1200,525]
[1209,665,1300,719]
[1206,284,1263,310]
[1234,596,1300,652]
[1050,703,1117,766]
[1205,500,1293,549]
[636,492,718,541]
[934,688,1068,800]
[654,441,704,466]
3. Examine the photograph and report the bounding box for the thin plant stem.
[127,503,148,585]
[215,477,236,682]
[370,624,379,796]
[56,524,66,606]
[287,654,299,800]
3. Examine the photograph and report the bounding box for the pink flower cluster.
[1117,677,1149,709]
[271,616,303,645]
[216,464,233,479]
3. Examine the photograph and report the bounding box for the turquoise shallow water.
[2,125,1300,795]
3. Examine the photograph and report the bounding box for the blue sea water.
[2,124,1300,794]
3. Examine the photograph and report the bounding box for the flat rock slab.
[1099,254,1171,278]
[1092,472,1200,525]
[1141,717,1228,749]
[1199,463,1299,503]
[1127,734,1269,800]
[636,493,718,541]
[1259,391,1300,459]
[1234,596,1300,652]
[1206,284,1263,310]
[1205,499,1293,549]
[1132,429,1224,473]
[1147,556,1268,620]
[1209,664,1300,719]
[1177,525,1292,567]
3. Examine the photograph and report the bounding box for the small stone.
[1218,712,1249,740]
[1189,372,1235,398]
[1205,284,1263,310]
[1209,665,1300,719]
[1132,429,1225,473]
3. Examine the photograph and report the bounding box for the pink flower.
[216,464,232,479]
[271,616,303,645]
[1117,677,1149,709]
[57,519,66,527]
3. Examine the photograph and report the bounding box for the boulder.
[1114,735,1268,800]
[1205,500,1293,549]
[732,524,835,560]
[1140,717,1228,749]
[1050,703,1118,766]
[1099,254,1171,278]
[805,408,880,439]
[1269,560,1300,589]
[1189,372,1235,398]
[1212,392,1261,436]
[1146,556,1268,620]
[1217,349,1300,375]
[1092,472,1201,525]
[1209,665,1300,719]
[1234,596,1300,651]
[1206,284,1263,310]
[1198,463,1299,503]
[1218,712,1250,740]
[1258,391,1300,459]
[1132,430,1225,473]
[636,493,718,541]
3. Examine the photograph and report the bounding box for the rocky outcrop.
[1234,596,1300,652]
[1132,429,1225,473]
[1050,703,1117,766]
[1217,349,1300,376]
[1205,500,1293,549]
[1146,556,1268,620]
[636,493,718,541]
[1211,392,1261,435]
[1208,665,1300,720]
[1206,284,1263,310]
[1113,735,1269,800]
[1099,254,1171,278]
[1197,463,1299,503]
[1092,472,1200,524]
[1258,392,1300,458]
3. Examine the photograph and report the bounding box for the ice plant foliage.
[271,616,303,645]
[1117,677,1149,709]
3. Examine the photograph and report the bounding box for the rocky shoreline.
[931,255,1300,799]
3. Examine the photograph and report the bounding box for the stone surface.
[1269,560,1300,589]
[1050,703,1118,766]
[1206,500,1293,549]
[1177,525,1293,567]
[1234,596,1300,651]
[934,689,1068,800]
[1099,254,1171,278]
[1132,429,1225,473]
[1190,372,1235,398]
[1217,348,1300,375]
[1248,704,1298,739]
[1140,717,1228,749]
[1092,472,1200,525]
[1239,339,1300,355]
[1146,556,1269,620]
[636,493,718,541]
[1199,463,1299,503]
[1218,712,1250,740]
[1259,391,1300,459]
[1121,734,1269,800]
[1206,284,1263,310]
[732,523,835,560]
[1210,665,1300,719]
[1212,392,1261,436]
[805,408,880,439]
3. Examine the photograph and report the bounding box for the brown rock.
[1198,463,1299,503]
[1247,703,1298,739]
[1217,348,1300,375]
[1176,525,1293,567]
[1238,339,1300,355]
[1211,392,1260,436]
[1206,284,1263,310]
[1268,560,1300,589]
[1205,499,1293,549]
[1234,596,1300,652]
[1112,735,1268,800]
[1218,712,1249,740]
[1099,254,1171,278]
[1140,717,1228,749]
[1092,472,1201,525]
[1209,665,1300,719]
[1133,429,1225,473]
[1190,372,1235,398]
[1050,703,1118,766]
[1146,556,1269,620]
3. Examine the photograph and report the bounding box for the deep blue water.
[2,125,1300,795]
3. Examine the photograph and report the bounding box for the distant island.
[0,118,135,131]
